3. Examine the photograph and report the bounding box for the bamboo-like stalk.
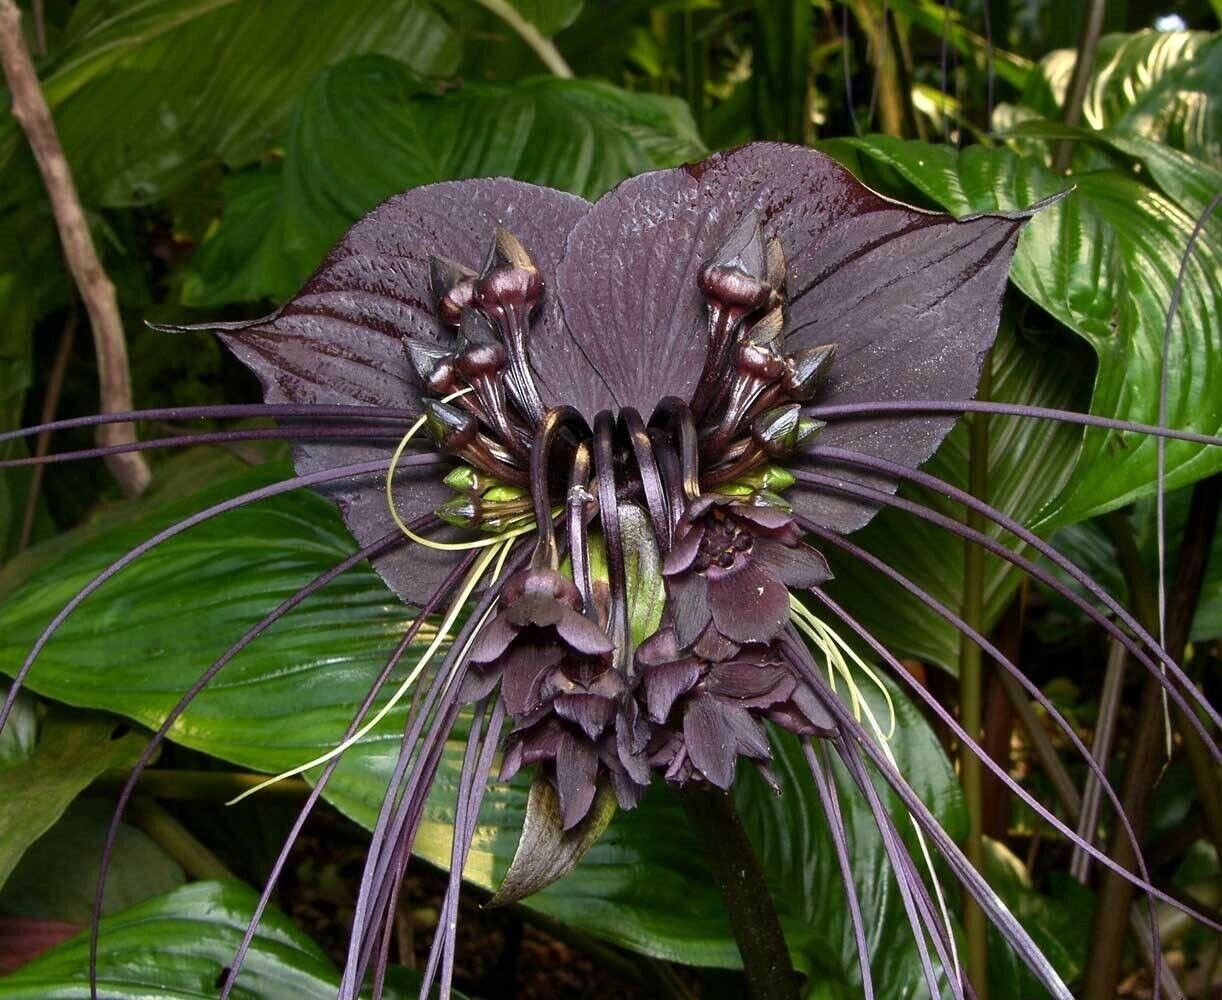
[959,361,991,997]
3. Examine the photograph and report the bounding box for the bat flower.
[636,624,836,790]
[5,142,1219,1000]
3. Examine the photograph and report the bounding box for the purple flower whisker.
[0,454,444,735]
[797,449,1222,743]
[802,739,875,998]
[805,398,1222,448]
[832,730,966,1000]
[218,547,484,999]
[799,525,1169,897]
[782,631,1077,1000]
[0,423,414,469]
[0,401,417,446]
[804,583,1173,999]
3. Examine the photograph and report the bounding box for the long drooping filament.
[0,455,447,734]
[799,447,1222,739]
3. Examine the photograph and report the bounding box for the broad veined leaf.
[0,799,185,924]
[0,880,453,998]
[0,713,145,891]
[181,55,705,307]
[1018,30,1220,164]
[0,458,962,976]
[831,136,1221,529]
[0,0,461,207]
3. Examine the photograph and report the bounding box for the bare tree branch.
[0,0,149,497]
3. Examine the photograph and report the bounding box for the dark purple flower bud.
[424,399,478,450]
[752,405,825,457]
[697,212,775,315]
[430,255,478,327]
[782,343,837,402]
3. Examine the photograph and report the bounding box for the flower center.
[405,216,836,544]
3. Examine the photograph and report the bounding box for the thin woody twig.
[0,0,149,497]
[18,307,75,551]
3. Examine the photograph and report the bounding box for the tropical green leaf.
[1019,30,1220,163]
[0,799,185,923]
[0,880,450,998]
[0,712,145,891]
[830,135,1221,530]
[182,55,705,307]
[0,0,462,207]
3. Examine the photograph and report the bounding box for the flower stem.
[474,0,574,78]
[681,784,798,1000]
[958,361,991,998]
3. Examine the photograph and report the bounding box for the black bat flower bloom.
[2,142,1219,1000]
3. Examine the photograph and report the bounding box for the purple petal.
[556,609,615,655]
[754,539,833,588]
[683,696,738,789]
[636,626,683,667]
[555,730,599,830]
[499,643,563,716]
[554,694,615,742]
[707,563,791,644]
[642,658,702,722]
[662,521,705,576]
[691,625,741,663]
[668,573,713,648]
[467,613,519,665]
[705,662,793,705]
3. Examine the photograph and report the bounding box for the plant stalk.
[0,0,149,497]
[681,784,798,1000]
[474,0,573,78]
[125,798,235,882]
[959,361,991,998]
[1084,478,1220,1000]
[845,0,907,137]
[1051,0,1106,172]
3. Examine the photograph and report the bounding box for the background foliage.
[0,1,1218,997]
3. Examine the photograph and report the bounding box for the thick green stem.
[125,798,235,882]
[958,362,991,997]
[681,784,799,1000]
